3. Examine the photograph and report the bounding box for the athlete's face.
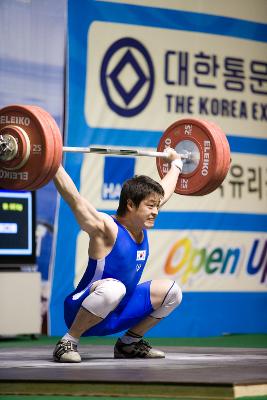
[133,193,162,229]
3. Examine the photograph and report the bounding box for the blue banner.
[50,0,267,337]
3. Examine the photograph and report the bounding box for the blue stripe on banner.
[228,136,267,156]
[83,129,267,156]
[100,210,267,232]
[95,1,267,43]
[154,212,267,232]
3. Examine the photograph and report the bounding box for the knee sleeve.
[150,281,182,319]
[81,279,126,318]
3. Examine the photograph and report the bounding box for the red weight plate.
[0,105,55,191]
[189,120,230,196]
[24,106,56,190]
[207,121,231,182]
[26,106,62,190]
[157,119,224,195]
[188,120,225,195]
[194,121,231,195]
[36,107,63,178]
[0,125,30,170]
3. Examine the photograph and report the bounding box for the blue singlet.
[64,217,154,336]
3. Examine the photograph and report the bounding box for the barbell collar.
[0,134,18,161]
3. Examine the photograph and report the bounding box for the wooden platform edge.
[234,383,267,398]
[0,380,235,400]
[1,381,267,399]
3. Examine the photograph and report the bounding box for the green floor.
[0,397,199,400]
[0,394,267,400]
[0,333,267,348]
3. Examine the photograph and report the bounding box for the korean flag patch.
[136,250,146,261]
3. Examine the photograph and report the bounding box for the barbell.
[0,104,231,195]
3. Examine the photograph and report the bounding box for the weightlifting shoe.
[53,339,81,363]
[114,338,165,359]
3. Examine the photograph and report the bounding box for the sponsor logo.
[0,115,30,126]
[164,237,267,285]
[0,170,28,180]
[100,37,154,117]
[102,156,135,200]
[136,263,142,271]
[86,22,267,136]
[201,141,210,176]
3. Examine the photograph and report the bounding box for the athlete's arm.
[53,165,113,236]
[159,148,183,207]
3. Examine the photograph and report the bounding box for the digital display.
[0,191,35,263]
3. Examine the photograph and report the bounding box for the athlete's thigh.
[64,278,113,329]
[85,280,154,336]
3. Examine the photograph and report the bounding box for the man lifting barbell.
[0,105,231,362]
[52,148,183,362]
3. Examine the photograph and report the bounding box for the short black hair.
[116,175,164,217]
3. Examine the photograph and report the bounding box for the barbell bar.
[0,140,191,160]
[0,104,231,195]
[63,146,170,158]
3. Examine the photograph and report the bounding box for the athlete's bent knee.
[150,281,182,318]
[82,279,126,318]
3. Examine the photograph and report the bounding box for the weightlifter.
[53,148,183,362]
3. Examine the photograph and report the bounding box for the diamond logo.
[100,38,154,117]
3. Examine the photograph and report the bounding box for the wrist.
[171,158,183,172]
